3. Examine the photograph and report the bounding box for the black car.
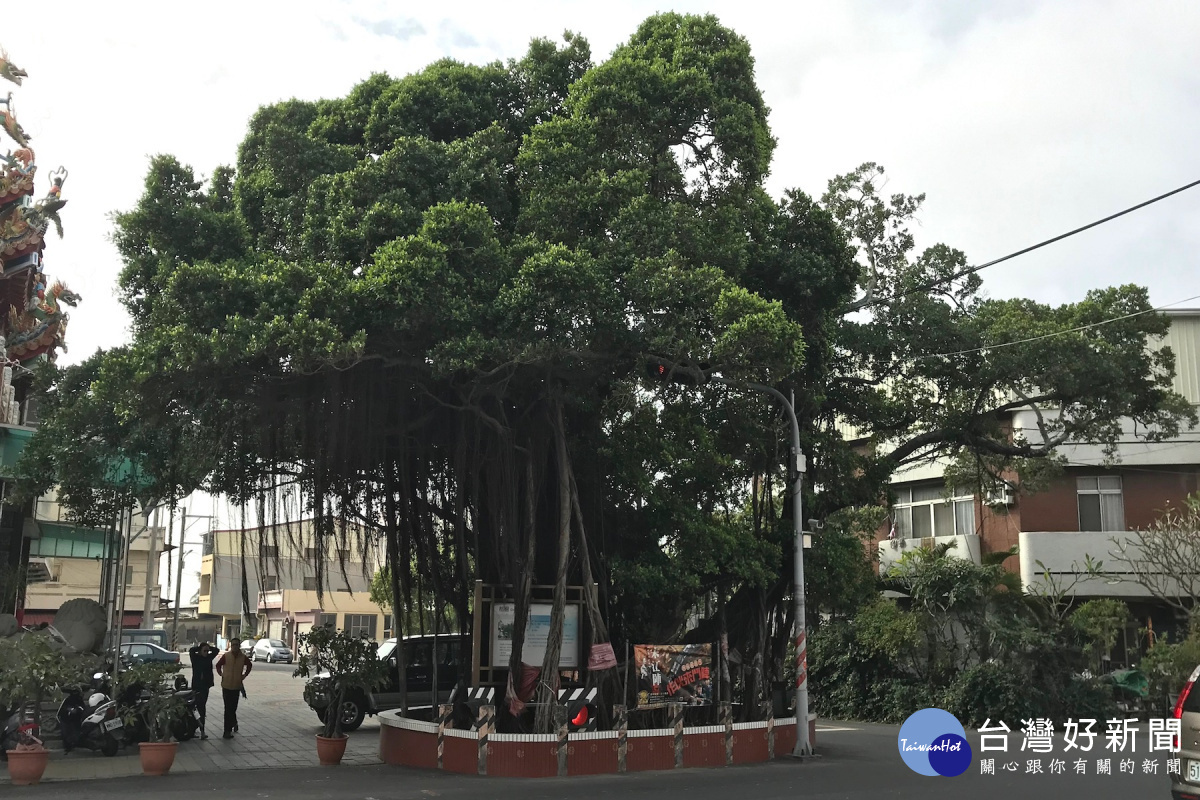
[119,642,181,665]
[305,634,466,731]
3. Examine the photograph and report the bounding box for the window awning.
[27,521,114,559]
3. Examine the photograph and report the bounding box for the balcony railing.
[878,532,982,573]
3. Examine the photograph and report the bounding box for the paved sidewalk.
[1,661,381,784]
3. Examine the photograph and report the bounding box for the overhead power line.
[867,177,1200,307]
[922,292,1200,359]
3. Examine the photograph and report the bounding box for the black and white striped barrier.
[615,704,628,773]
[557,686,598,705]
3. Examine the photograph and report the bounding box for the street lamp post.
[169,508,215,650]
[711,377,812,757]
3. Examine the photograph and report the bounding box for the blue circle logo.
[897,708,972,776]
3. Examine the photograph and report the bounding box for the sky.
[8,0,1200,604]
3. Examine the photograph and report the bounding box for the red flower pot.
[138,741,178,776]
[6,749,49,786]
[316,734,348,766]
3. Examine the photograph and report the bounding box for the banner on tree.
[634,643,713,708]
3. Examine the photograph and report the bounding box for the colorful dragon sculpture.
[0,168,67,259]
[6,272,79,361]
[0,50,26,86]
[0,147,35,205]
[0,45,75,367]
[0,93,29,149]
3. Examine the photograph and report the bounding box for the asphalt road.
[18,720,1172,799]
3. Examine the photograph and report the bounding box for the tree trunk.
[535,402,573,733]
[384,460,408,715]
[505,446,539,720]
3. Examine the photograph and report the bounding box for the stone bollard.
[477,703,494,775]
[671,701,684,769]
[555,703,569,777]
[437,703,452,770]
[722,701,733,766]
[615,704,628,773]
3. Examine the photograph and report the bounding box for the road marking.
[815,726,858,732]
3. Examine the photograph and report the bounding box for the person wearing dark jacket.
[188,641,217,739]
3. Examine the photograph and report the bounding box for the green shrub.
[940,662,1043,728]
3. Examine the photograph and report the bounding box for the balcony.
[1019,531,1164,598]
[878,533,982,573]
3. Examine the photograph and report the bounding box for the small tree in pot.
[294,626,388,765]
[0,632,98,785]
[117,661,190,776]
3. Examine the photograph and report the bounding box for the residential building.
[21,491,165,627]
[198,518,389,646]
[873,309,1200,653]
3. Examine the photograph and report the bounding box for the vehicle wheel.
[101,735,120,757]
[340,698,365,732]
[268,652,274,663]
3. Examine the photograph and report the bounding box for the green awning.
[0,425,34,479]
[27,521,114,559]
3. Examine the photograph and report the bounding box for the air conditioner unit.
[985,487,1016,507]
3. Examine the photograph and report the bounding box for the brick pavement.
[1,661,381,784]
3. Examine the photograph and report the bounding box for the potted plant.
[294,626,388,765]
[117,662,190,776]
[0,632,97,786]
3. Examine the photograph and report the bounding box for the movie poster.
[634,643,713,708]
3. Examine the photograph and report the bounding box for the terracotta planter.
[6,749,49,786]
[316,734,348,766]
[138,741,178,776]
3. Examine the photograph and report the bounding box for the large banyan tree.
[16,14,1193,728]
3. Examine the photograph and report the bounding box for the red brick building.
[873,309,1200,658]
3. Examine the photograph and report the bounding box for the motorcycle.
[116,674,199,744]
[57,686,122,757]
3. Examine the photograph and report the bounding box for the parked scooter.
[57,685,122,757]
[115,673,199,744]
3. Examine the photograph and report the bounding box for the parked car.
[239,638,257,657]
[252,639,293,663]
[119,642,180,665]
[304,634,466,731]
[1172,665,1200,799]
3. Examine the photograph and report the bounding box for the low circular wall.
[378,709,813,777]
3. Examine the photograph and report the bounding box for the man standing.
[215,637,253,739]
[188,641,217,739]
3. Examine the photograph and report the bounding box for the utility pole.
[173,508,186,650]
[708,377,812,757]
[142,506,159,627]
[170,508,215,650]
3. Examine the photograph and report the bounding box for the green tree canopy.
[16,13,1193,723]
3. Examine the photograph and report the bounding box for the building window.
[319,613,337,629]
[345,614,377,640]
[892,484,976,539]
[125,566,135,585]
[261,545,280,559]
[303,577,319,591]
[201,533,213,556]
[1077,476,1124,532]
[261,576,279,592]
[199,575,211,596]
